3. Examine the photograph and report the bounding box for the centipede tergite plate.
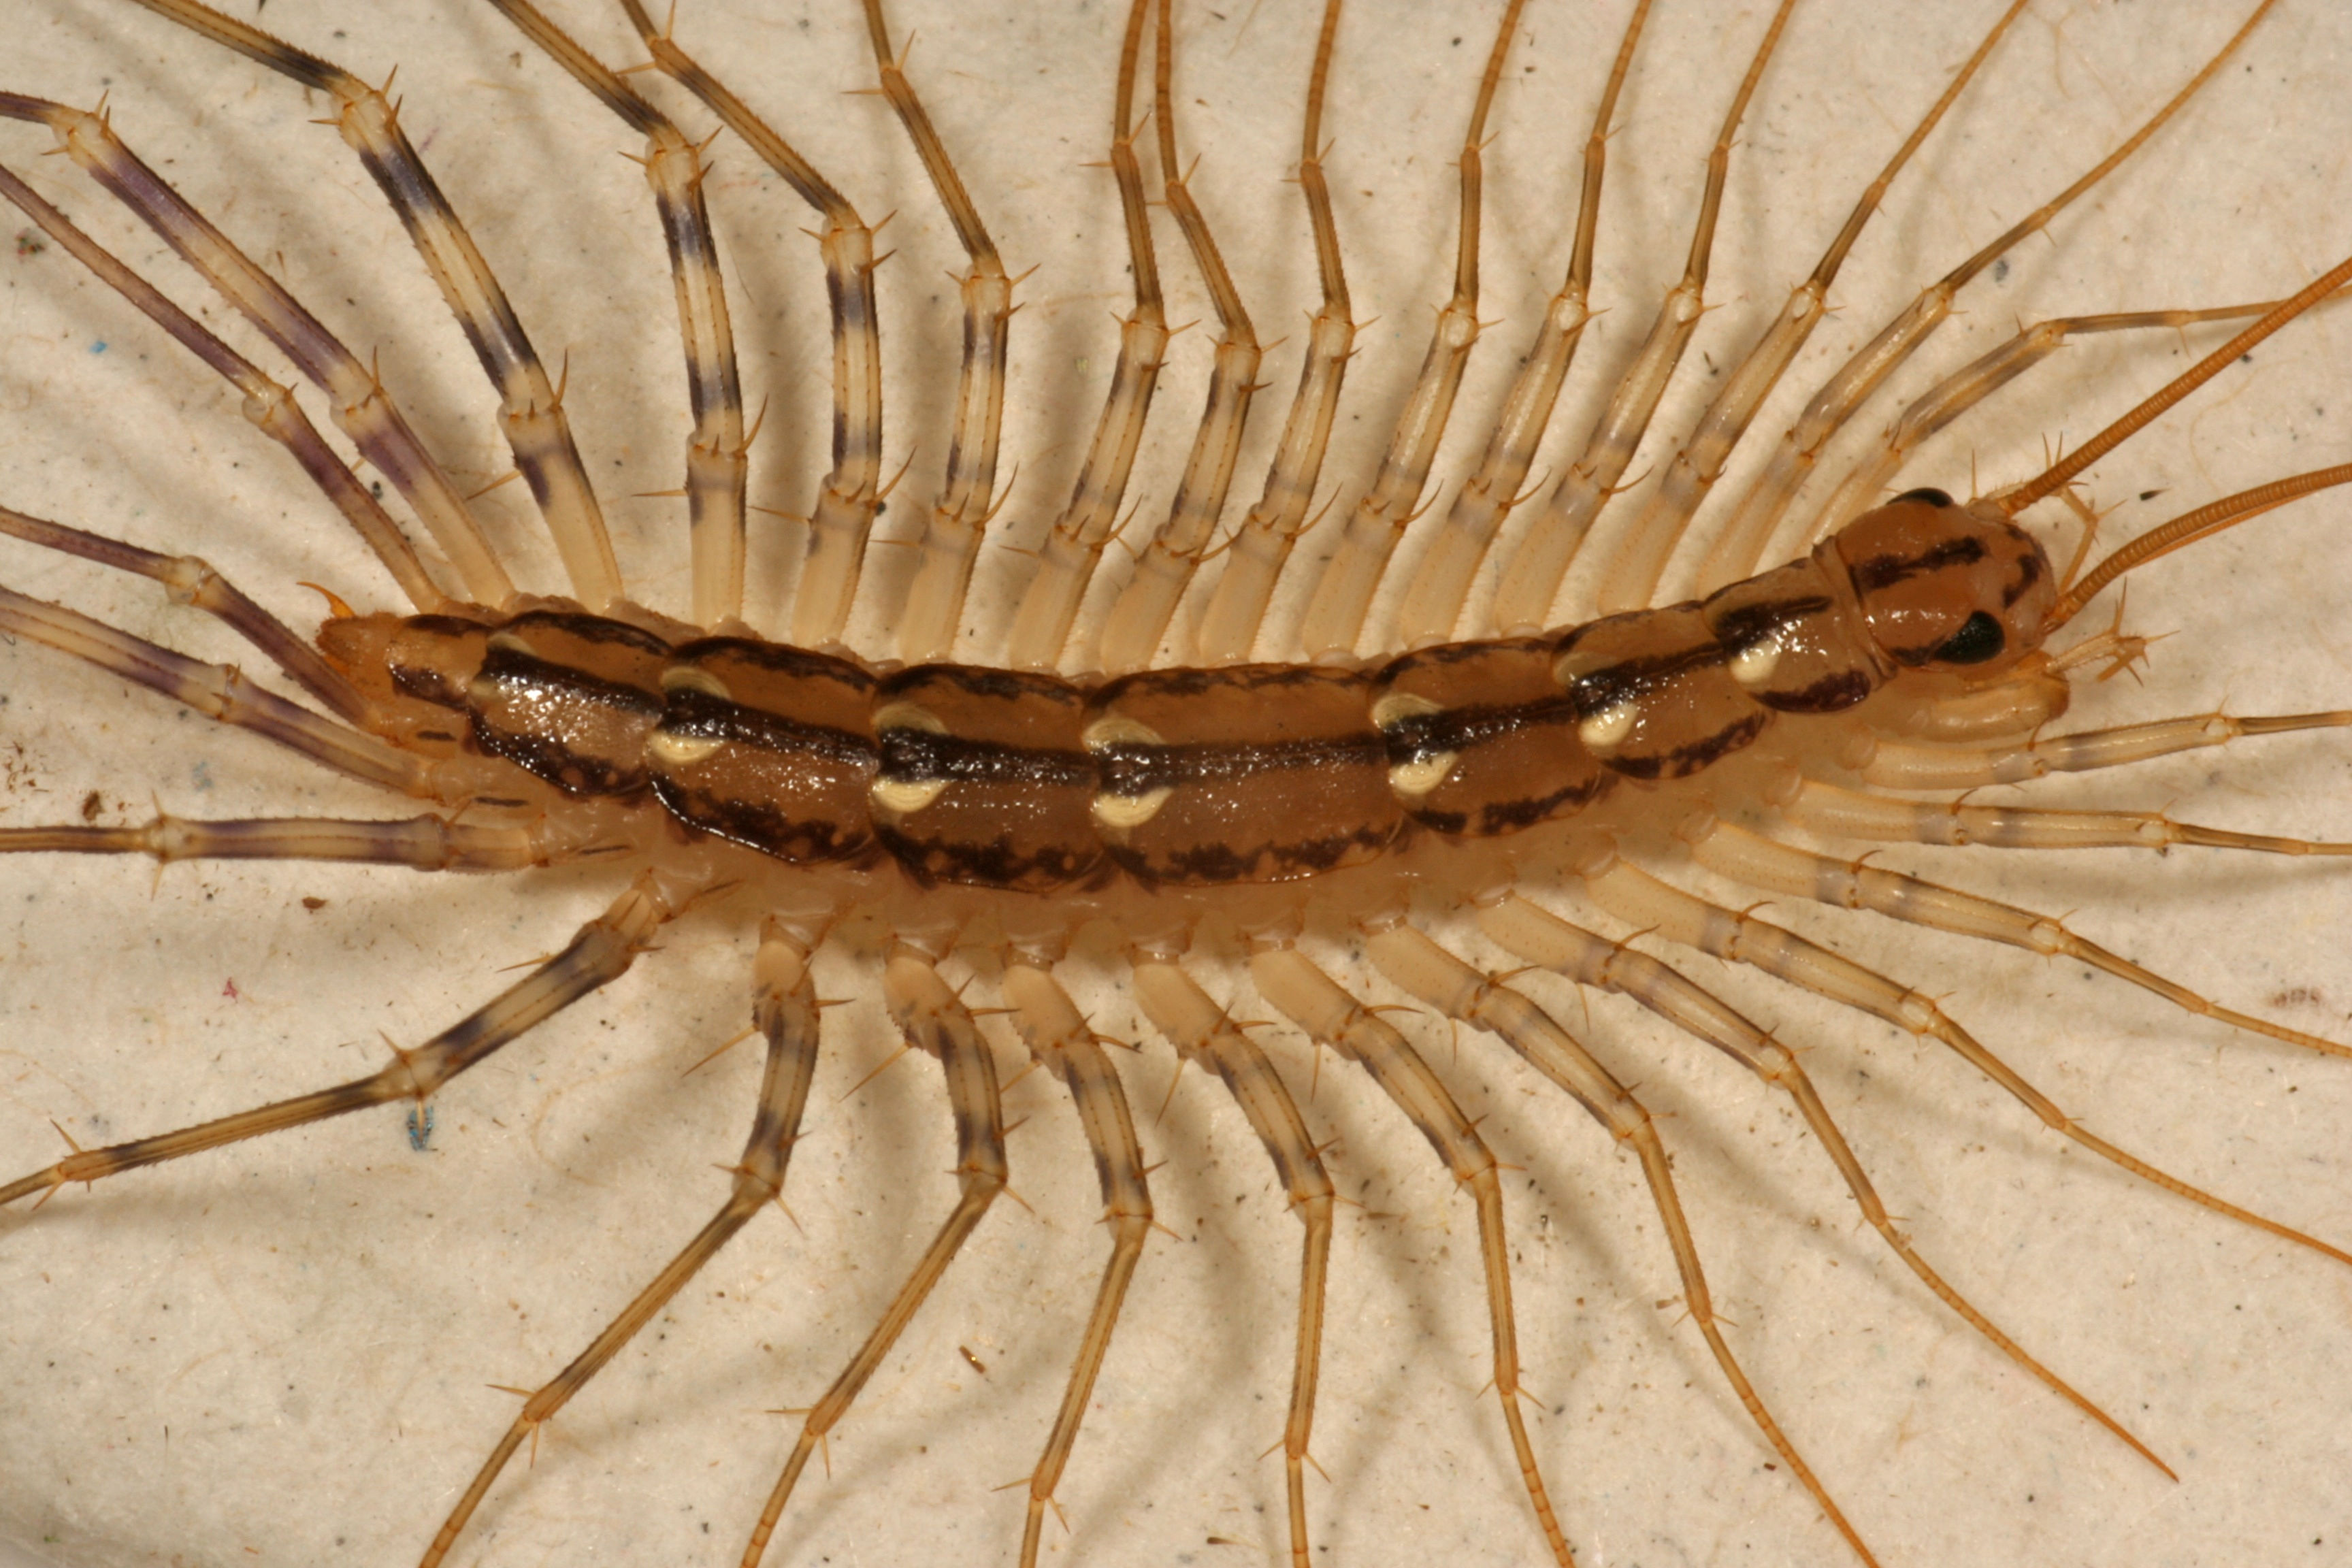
[3,4,2350,1567]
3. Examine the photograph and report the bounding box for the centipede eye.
[1893,487,1955,508]
[1931,610,2005,665]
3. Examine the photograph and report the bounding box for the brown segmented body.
[3,5,2351,1568]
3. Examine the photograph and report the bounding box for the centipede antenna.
[1719,0,2284,582]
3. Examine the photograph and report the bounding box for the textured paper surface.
[4,3,2349,1567]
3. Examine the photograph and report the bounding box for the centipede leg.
[489,0,749,626]
[739,941,1007,1568]
[1855,707,2352,793]
[1192,0,1353,666]
[1249,937,1575,1568]
[613,1,887,649]
[0,583,428,797]
[1130,947,1334,1568]
[0,870,686,1211]
[1598,0,2029,615]
[1001,0,1169,671]
[1583,850,2352,1265]
[864,0,1015,666]
[998,949,1154,1567]
[1089,0,1267,674]
[122,0,623,608]
[0,161,446,612]
[1787,777,2352,862]
[1492,0,1798,637]
[1359,918,1876,1565]
[1688,815,2352,1064]
[419,916,823,1568]
[1292,0,1523,665]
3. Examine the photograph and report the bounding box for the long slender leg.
[1596,0,2029,615]
[1000,0,1169,672]
[1491,0,1797,636]
[1855,708,2352,793]
[1128,947,1334,1568]
[1686,815,2352,1062]
[1800,299,2315,557]
[419,916,823,1568]
[1290,0,1525,666]
[486,0,748,627]
[0,584,429,798]
[998,951,1154,1567]
[613,1,886,649]
[123,0,664,609]
[0,871,683,1209]
[0,811,570,873]
[0,159,446,612]
[1476,894,2186,1559]
[1191,0,1353,667]
[1582,854,2352,1263]
[0,502,368,722]
[1695,0,2280,593]
[740,943,1007,1568]
[1361,919,1880,1568]
[1249,939,1575,1568]
[865,0,1017,666]
[1787,777,2352,859]
[5,93,513,604]
[1088,0,1267,675]
[1388,0,1650,651]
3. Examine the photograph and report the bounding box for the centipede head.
[1831,488,2057,674]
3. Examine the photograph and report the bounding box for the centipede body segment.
[3,4,2350,1567]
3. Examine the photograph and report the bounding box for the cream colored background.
[3,2,2349,1566]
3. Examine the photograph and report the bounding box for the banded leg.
[866,0,1016,666]
[740,944,1008,1568]
[0,583,429,798]
[615,0,886,649]
[1249,939,1575,1568]
[130,0,625,605]
[0,811,569,873]
[419,917,824,1568]
[1599,0,2028,615]
[1001,0,1169,672]
[1695,0,2279,593]
[1191,0,1353,666]
[1688,815,2352,1063]
[5,92,512,604]
[0,870,683,1210]
[1491,0,1797,636]
[1360,919,1877,1567]
[1089,0,1267,674]
[1291,0,1524,666]
[0,502,368,722]
[1129,947,1333,1568]
[0,161,444,612]
[1388,0,1649,650]
[488,0,749,627]
[998,952,1154,1567]
[1582,853,2352,1264]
